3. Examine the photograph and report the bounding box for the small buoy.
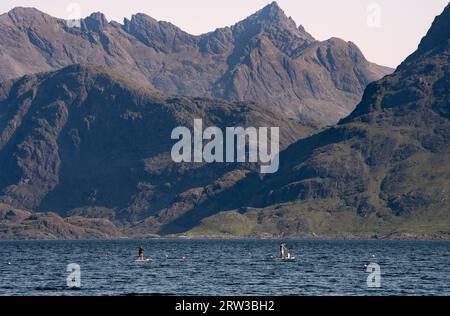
[7,262,11,265]
[181,256,187,261]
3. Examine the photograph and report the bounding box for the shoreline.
[1,235,450,242]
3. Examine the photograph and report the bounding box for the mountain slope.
[0,63,310,236]
[0,203,122,239]
[0,2,392,126]
[187,4,450,239]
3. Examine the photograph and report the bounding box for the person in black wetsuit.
[138,246,145,260]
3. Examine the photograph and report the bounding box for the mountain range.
[186,3,450,239]
[0,2,448,239]
[0,2,392,126]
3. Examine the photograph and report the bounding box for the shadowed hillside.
[0,64,311,238]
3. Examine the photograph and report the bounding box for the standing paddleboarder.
[138,245,145,260]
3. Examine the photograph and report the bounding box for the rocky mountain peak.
[83,12,109,31]
[4,7,52,27]
[342,4,449,123]
[122,12,196,52]
[7,6,42,18]
[401,3,450,67]
[256,1,286,21]
[229,1,316,58]
[127,12,158,26]
[298,24,314,40]
[416,3,450,53]
[7,6,31,14]
[242,1,297,30]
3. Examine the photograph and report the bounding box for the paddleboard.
[136,258,151,262]
[266,255,297,262]
[281,257,296,262]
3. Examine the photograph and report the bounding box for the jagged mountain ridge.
[0,2,392,126]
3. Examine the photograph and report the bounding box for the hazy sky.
[0,0,448,67]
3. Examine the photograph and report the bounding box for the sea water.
[0,239,449,296]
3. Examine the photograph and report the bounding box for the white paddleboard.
[281,257,296,262]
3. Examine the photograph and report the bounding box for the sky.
[0,0,448,68]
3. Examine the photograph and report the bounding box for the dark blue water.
[0,240,449,296]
